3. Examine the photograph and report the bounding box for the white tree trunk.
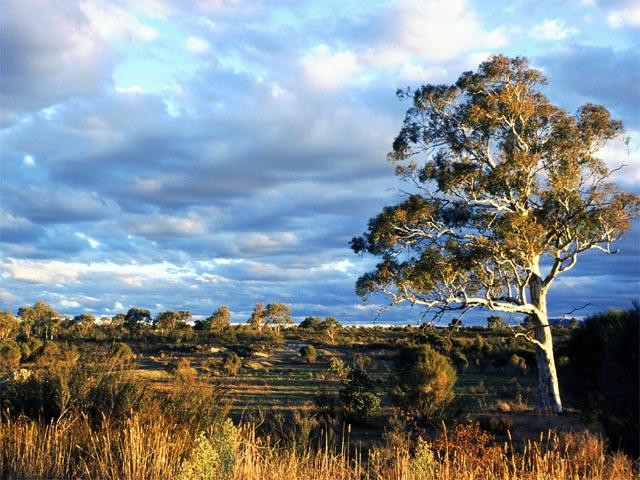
[529,270,563,414]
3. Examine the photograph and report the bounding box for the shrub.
[299,344,317,363]
[338,354,380,424]
[178,419,239,480]
[509,354,528,375]
[222,352,242,376]
[392,344,456,423]
[411,438,437,478]
[564,304,639,457]
[0,340,21,373]
[601,311,639,457]
[451,350,469,372]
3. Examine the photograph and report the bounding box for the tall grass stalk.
[1,413,634,480]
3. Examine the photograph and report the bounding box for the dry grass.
[1,414,634,480]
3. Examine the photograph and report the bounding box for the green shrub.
[392,344,456,423]
[564,304,639,457]
[451,350,469,372]
[601,310,638,457]
[0,339,21,373]
[178,419,239,480]
[411,438,437,479]
[222,352,242,376]
[299,344,317,363]
[338,354,380,424]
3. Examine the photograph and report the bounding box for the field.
[1,320,637,479]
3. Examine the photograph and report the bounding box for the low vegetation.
[0,301,637,478]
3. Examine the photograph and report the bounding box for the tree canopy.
[352,55,639,413]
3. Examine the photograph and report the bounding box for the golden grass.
[1,413,634,480]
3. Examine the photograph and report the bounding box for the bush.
[451,350,469,372]
[0,340,21,373]
[509,354,528,375]
[601,311,638,457]
[338,354,380,424]
[564,304,639,457]
[222,352,242,376]
[178,418,239,480]
[392,344,456,423]
[299,344,317,363]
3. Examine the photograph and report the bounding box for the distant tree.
[124,307,152,331]
[0,311,19,340]
[206,306,230,330]
[111,313,126,326]
[298,316,322,330]
[247,303,266,331]
[487,315,507,330]
[154,310,191,332]
[352,55,639,413]
[70,313,96,337]
[0,340,21,372]
[264,303,292,333]
[321,316,341,343]
[18,300,61,340]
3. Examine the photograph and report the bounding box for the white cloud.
[75,232,101,249]
[115,85,145,94]
[23,155,35,166]
[301,45,360,90]
[130,213,209,239]
[397,0,509,62]
[270,83,288,99]
[186,36,210,53]
[529,19,579,41]
[607,4,640,28]
[80,1,158,42]
[0,259,193,287]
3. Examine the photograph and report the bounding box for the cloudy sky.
[1,0,638,324]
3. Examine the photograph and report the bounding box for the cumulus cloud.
[529,19,579,41]
[607,2,640,28]
[301,45,360,90]
[186,36,210,53]
[395,0,509,62]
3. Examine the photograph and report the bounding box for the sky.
[1,0,639,325]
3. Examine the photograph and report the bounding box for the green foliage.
[338,354,381,424]
[564,304,639,456]
[299,344,317,363]
[124,307,152,330]
[222,352,242,376]
[0,339,21,373]
[392,344,456,422]
[0,311,19,340]
[601,312,639,457]
[487,315,507,330]
[351,55,639,412]
[451,350,469,372]
[178,419,239,480]
[17,300,61,340]
[247,303,266,330]
[206,306,230,330]
[411,438,437,479]
[154,311,191,331]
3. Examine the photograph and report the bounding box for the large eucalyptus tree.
[351,55,639,413]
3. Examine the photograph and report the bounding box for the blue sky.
[1,0,638,324]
